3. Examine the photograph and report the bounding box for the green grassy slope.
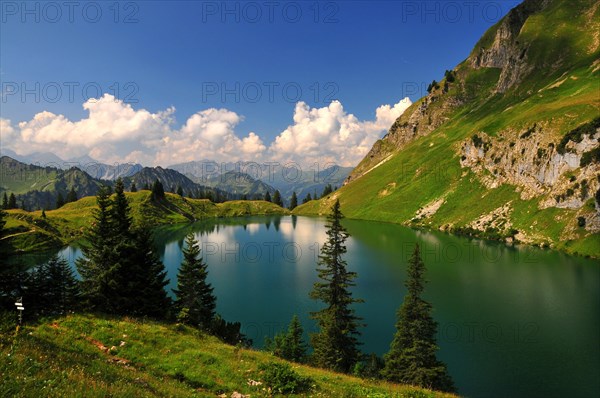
[0,314,456,398]
[0,157,59,194]
[1,191,288,253]
[0,156,108,211]
[295,0,600,258]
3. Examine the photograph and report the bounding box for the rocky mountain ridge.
[297,0,600,257]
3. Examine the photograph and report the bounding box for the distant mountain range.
[0,151,352,203]
[123,166,233,202]
[204,171,276,198]
[0,156,274,210]
[0,156,105,210]
[169,160,353,202]
[0,149,142,180]
[0,151,353,209]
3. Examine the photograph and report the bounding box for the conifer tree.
[66,187,78,203]
[354,353,385,379]
[130,182,137,192]
[2,193,8,209]
[273,190,283,207]
[266,315,307,363]
[0,207,5,234]
[382,244,454,392]
[151,179,165,201]
[0,206,6,260]
[85,179,170,318]
[173,233,216,329]
[285,315,306,362]
[142,182,150,191]
[321,184,333,198]
[176,185,184,196]
[303,193,312,204]
[210,314,251,346]
[309,200,363,373]
[264,191,272,202]
[29,255,80,315]
[76,186,115,310]
[119,226,171,318]
[56,192,65,209]
[8,193,17,209]
[0,206,16,308]
[289,191,298,210]
[41,209,46,219]
[104,178,141,314]
[111,178,132,237]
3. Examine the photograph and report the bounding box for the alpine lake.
[29,215,599,398]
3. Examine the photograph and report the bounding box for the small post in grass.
[15,297,24,325]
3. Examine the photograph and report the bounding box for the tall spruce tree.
[302,193,312,204]
[264,191,272,202]
[76,186,115,310]
[66,187,78,203]
[130,182,137,192]
[309,200,363,373]
[0,206,21,311]
[77,182,171,317]
[121,226,171,318]
[2,192,8,209]
[0,205,6,266]
[382,244,454,392]
[289,191,298,210]
[0,207,5,234]
[285,315,306,362]
[111,178,132,237]
[106,178,138,313]
[8,193,17,209]
[29,255,80,315]
[266,315,307,363]
[56,192,65,209]
[273,190,283,207]
[151,179,165,201]
[173,233,216,329]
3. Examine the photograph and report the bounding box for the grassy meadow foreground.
[0,314,456,398]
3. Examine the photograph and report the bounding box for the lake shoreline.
[7,210,599,261]
[292,211,600,260]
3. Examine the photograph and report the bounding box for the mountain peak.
[301,0,600,257]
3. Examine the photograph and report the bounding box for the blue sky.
[0,1,521,166]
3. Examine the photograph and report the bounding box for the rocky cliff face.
[470,0,551,93]
[346,86,463,185]
[458,119,600,233]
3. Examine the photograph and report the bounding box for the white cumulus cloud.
[1,94,412,168]
[6,94,174,163]
[154,108,266,165]
[268,97,412,166]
